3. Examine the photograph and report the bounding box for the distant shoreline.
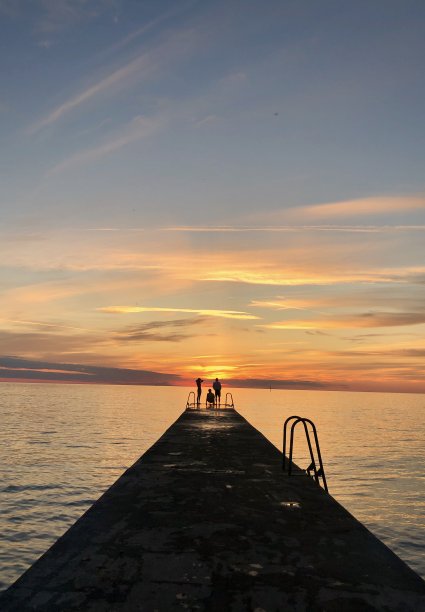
[0,378,424,395]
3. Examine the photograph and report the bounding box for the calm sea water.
[0,382,424,592]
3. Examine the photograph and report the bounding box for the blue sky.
[1,0,425,391]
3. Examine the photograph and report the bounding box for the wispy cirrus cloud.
[331,347,425,358]
[0,329,104,356]
[242,195,425,228]
[116,331,188,343]
[2,225,425,299]
[294,195,425,219]
[0,318,95,333]
[250,297,326,312]
[102,1,197,57]
[0,317,209,367]
[197,269,400,286]
[346,332,418,343]
[28,23,198,135]
[114,316,208,343]
[264,311,425,330]
[163,224,425,233]
[48,115,163,174]
[29,53,155,134]
[98,305,259,320]
[251,292,425,312]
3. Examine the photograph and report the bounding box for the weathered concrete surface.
[1,408,424,611]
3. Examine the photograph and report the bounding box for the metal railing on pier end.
[186,391,235,410]
[224,393,235,408]
[282,415,328,493]
[186,391,196,409]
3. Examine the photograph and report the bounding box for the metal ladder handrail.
[186,391,196,409]
[282,415,302,471]
[290,418,328,492]
[283,415,328,492]
[224,392,234,408]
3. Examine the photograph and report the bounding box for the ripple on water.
[2,483,60,493]
[0,384,424,592]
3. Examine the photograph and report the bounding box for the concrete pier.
[1,408,424,611]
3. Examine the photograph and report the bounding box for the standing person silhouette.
[195,377,203,407]
[213,377,222,407]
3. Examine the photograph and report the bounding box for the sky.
[1,0,425,392]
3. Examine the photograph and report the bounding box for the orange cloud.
[241,194,425,228]
[97,306,260,320]
[265,311,425,330]
[197,268,410,286]
[297,196,425,219]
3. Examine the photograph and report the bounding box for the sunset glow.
[1,1,424,393]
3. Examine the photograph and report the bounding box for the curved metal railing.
[224,392,235,408]
[282,415,302,471]
[282,415,328,492]
[186,391,196,409]
[187,390,235,410]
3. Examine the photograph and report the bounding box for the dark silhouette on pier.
[206,388,215,408]
[212,377,222,406]
[195,377,203,406]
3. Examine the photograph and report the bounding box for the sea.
[0,382,424,592]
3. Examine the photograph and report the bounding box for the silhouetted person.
[213,377,222,407]
[206,389,215,408]
[195,377,203,406]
